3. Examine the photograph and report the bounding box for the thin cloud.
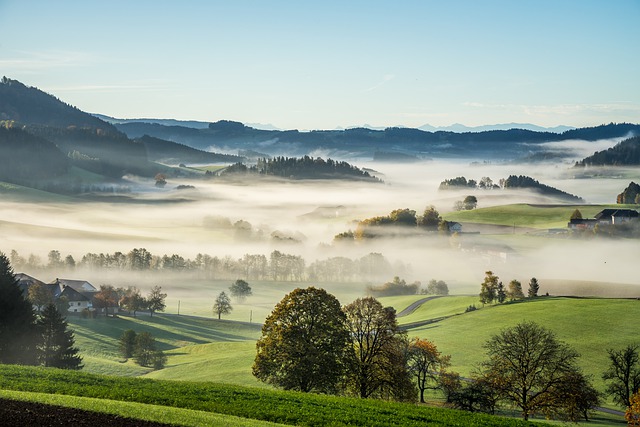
[363,74,395,93]
[0,50,101,72]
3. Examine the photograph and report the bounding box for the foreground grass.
[0,365,549,427]
[0,389,284,427]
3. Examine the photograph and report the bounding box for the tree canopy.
[253,287,351,393]
[36,304,82,370]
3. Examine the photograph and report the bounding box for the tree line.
[10,248,407,283]
[222,156,381,182]
[253,286,640,422]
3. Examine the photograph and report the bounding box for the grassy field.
[443,203,639,229]
[0,365,551,427]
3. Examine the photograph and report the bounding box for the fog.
[3,153,640,312]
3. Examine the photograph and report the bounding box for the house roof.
[48,278,97,293]
[594,209,639,220]
[15,273,48,296]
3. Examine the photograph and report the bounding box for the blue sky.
[0,0,638,130]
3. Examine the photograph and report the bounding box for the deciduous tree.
[253,287,351,393]
[146,286,167,317]
[213,291,232,319]
[507,279,524,300]
[28,282,54,313]
[603,344,640,408]
[229,279,252,303]
[35,304,82,370]
[120,286,146,317]
[479,271,498,305]
[480,321,588,421]
[408,338,451,403]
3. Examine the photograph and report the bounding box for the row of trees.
[10,248,406,283]
[366,276,449,297]
[252,287,626,421]
[0,253,82,369]
[479,271,539,305]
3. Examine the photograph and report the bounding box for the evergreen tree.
[528,277,540,298]
[496,282,506,303]
[36,304,83,369]
[119,329,137,359]
[0,252,37,365]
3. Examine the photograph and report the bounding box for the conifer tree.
[0,252,37,364]
[36,304,83,369]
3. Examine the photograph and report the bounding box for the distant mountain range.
[1,76,639,195]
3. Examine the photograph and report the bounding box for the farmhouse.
[16,274,99,314]
[568,208,639,230]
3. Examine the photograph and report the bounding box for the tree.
[213,291,233,319]
[92,285,119,317]
[417,206,442,230]
[146,286,167,317]
[479,271,498,305]
[463,195,478,210]
[551,370,600,422]
[426,279,449,296]
[28,282,54,313]
[527,277,539,298]
[343,297,409,400]
[602,345,640,408]
[133,331,165,369]
[0,252,37,365]
[253,287,351,393]
[35,304,82,369]
[496,281,506,303]
[627,391,640,426]
[47,250,63,268]
[119,329,137,359]
[408,338,451,403]
[570,209,583,220]
[120,286,146,317]
[507,279,524,300]
[480,321,587,421]
[229,279,252,303]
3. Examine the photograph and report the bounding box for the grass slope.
[444,203,638,229]
[0,389,284,427]
[0,365,549,427]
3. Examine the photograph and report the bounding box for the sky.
[0,0,639,130]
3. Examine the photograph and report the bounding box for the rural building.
[48,278,98,314]
[568,208,639,229]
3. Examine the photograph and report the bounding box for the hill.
[115,119,640,161]
[137,135,243,165]
[576,135,640,166]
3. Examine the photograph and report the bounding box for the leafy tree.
[602,344,640,408]
[551,370,600,422]
[417,206,442,230]
[92,285,119,317]
[253,287,351,393]
[133,331,165,369]
[229,279,252,302]
[47,250,63,268]
[478,177,493,189]
[408,338,451,403]
[480,321,588,421]
[146,286,167,317]
[35,304,82,369]
[570,209,583,220]
[367,276,419,297]
[463,195,478,210]
[120,286,146,317]
[28,282,54,313]
[479,271,498,305]
[425,279,449,295]
[527,277,539,298]
[119,329,137,359]
[388,208,417,226]
[343,297,409,400]
[507,279,525,300]
[0,252,37,365]
[213,291,233,319]
[627,390,640,426]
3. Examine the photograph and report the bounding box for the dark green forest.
[576,136,640,166]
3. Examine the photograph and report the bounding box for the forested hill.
[0,77,116,131]
[504,175,583,202]
[136,135,243,164]
[222,156,381,181]
[575,136,640,166]
[115,119,640,160]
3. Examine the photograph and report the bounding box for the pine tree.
[0,252,37,364]
[528,277,540,298]
[36,304,83,369]
[496,281,506,303]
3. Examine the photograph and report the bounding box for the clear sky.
[0,0,638,130]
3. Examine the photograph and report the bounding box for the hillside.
[137,135,243,165]
[576,135,640,166]
[115,119,640,160]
